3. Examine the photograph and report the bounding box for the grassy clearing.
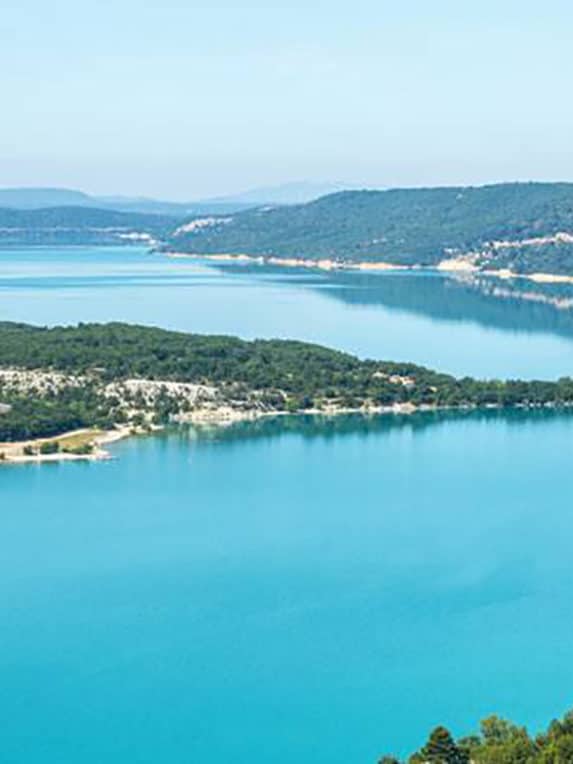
[54,429,102,450]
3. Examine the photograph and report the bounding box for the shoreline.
[3,400,571,466]
[163,251,573,285]
[164,251,412,273]
[0,403,445,464]
[0,426,132,465]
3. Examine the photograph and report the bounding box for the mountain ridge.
[0,181,342,215]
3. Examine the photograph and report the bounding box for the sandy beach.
[0,426,132,465]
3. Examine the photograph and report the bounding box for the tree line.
[2,322,573,442]
[380,709,573,763]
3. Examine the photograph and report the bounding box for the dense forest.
[1,322,573,442]
[167,182,573,274]
[380,709,573,763]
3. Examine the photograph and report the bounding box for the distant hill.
[95,196,253,216]
[0,187,252,217]
[0,181,346,217]
[0,188,94,209]
[200,181,348,206]
[168,182,573,275]
[0,206,178,246]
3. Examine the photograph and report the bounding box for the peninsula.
[1,322,573,462]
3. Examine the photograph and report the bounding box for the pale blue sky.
[2,0,572,199]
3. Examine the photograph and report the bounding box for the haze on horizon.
[2,0,573,201]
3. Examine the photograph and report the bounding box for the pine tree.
[417,726,468,764]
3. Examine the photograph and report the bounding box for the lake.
[3,412,573,762]
[1,245,573,378]
[2,247,573,762]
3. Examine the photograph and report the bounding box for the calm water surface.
[2,412,573,762]
[1,245,573,378]
[2,247,573,761]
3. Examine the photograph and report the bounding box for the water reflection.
[2,247,573,378]
[217,261,573,339]
[175,407,573,447]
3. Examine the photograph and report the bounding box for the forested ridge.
[1,322,573,442]
[167,182,573,274]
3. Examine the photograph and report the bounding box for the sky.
[2,0,573,199]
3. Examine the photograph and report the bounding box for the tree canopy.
[380,710,573,763]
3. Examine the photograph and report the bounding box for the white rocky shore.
[0,367,421,465]
[165,243,573,285]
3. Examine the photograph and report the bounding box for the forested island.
[380,708,573,763]
[1,321,573,460]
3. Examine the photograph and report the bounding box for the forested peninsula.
[1,322,573,460]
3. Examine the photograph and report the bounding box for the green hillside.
[168,183,573,274]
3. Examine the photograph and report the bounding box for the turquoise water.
[3,246,573,761]
[2,412,573,762]
[1,246,573,378]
